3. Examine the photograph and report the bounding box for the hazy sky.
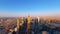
[0,0,60,17]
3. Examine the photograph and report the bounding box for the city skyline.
[0,0,60,17]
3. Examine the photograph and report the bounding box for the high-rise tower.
[27,16,31,34]
[37,16,40,23]
[17,18,20,29]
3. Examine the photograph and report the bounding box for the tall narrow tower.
[17,18,20,29]
[37,16,40,23]
[27,16,31,34]
[21,17,24,26]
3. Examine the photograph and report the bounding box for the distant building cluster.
[0,16,60,34]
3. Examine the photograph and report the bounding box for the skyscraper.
[17,18,20,29]
[27,16,31,34]
[37,16,40,23]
